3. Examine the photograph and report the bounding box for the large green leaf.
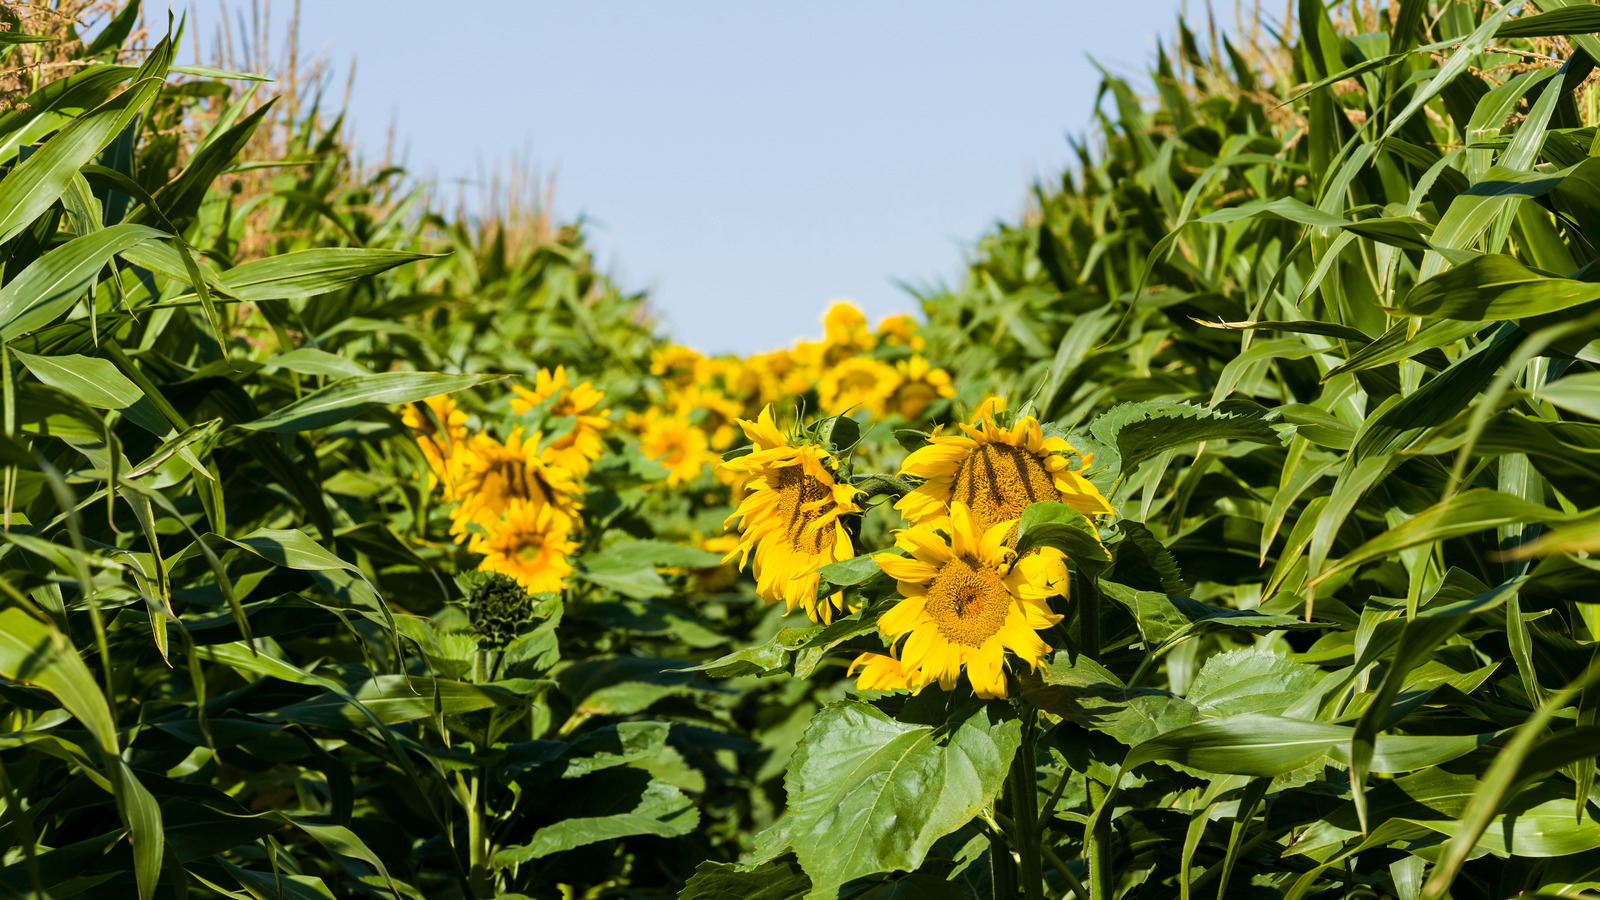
[10,349,169,436]
[760,700,1021,900]
[241,372,497,433]
[1086,400,1283,481]
[0,76,160,245]
[0,223,166,338]
[678,859,811,900]
[256,675,524,727]
[214,247,431,301]
[1397,254,1600,320]
[494,780,699,863]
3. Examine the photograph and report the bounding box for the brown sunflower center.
[950,442,1058,532]
[773,463,835,555]
[925,554,1011,647]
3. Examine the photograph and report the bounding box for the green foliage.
[12,0,1600,898]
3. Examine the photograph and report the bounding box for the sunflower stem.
[989,813,1019,900]
[1086,778,1113,900]
[1008,705,1045,900]
[1076,569,1102,661]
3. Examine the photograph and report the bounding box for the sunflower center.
[950,442,1057,531]
[925,554,1011,647]
[773,464,834,555]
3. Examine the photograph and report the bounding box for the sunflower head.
[721,405,865,623]
[630,407,716,488]
[816,356,897,416]
[510,367,613,476]
[822,301,872,361]
[875,313,924,350]
[651,345,707,386]
[672,384,745,450]
[450,429,583,533]
[884,355,955,420]
[895,397,1113,535]
[865,501,1067,698]
[469,498,578,594]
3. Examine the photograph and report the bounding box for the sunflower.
[821,301,873,365]
[632,408,716,487]
[471,498,578,593]
[722,405,864,623]
[450,429,582,534]
[849,652,913,692]
[882,355,955,420]
[402,394,471,492]
[896,398,1112,534]
[650,344,707,387]
[672,384,745,450]
[865,501,1066,698]
[816,356,897,416]
[510,366,613,476]
[875,313,925,350]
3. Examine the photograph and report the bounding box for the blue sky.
[190,1,1195,354]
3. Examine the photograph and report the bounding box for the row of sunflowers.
[403,300,1113,701]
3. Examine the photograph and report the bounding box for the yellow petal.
[874,553,938,583]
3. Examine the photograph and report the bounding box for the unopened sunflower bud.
[460,570,537,649]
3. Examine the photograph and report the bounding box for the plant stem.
[1009,708,1045,900]
[1085,779,1113,900]
[989,811,1019,900]
[1076,569,1101,661]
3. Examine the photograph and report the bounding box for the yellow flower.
[510,366,613,476]
[849,652,912,692]
[672,384,744,450]
[882,355,955,420]
[816,356,897,416]
[632,408,716,487]
[895,397,1112,533]
[867,501,1067,698]
[651,345,707,386]
[822,301,872,363]
[450,429,582,534]
[875,313,924,350]
[471,498,578,593]
[721,405,864,623]
[402,395,470,493]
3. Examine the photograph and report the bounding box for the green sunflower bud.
[459,571,536,649]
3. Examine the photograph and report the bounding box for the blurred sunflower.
[402,394,470,494]
[632,408,716,487]
[722,405,864,623]
[672,384,744,450]
[875,313,925,350]
[896,398,1112,533]
[471,498,578,593]
[866,501,1066,698]
[816,356,896,416]
[882,355,955,420]
[510,366,612,476]
[822,300,873,363]
[450,430,582,533]
[650,344,707,387]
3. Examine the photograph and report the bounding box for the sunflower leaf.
[1085,399,1284,481]
[755,699,1021,900]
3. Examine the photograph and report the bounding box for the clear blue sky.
[188,1,1195,354]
